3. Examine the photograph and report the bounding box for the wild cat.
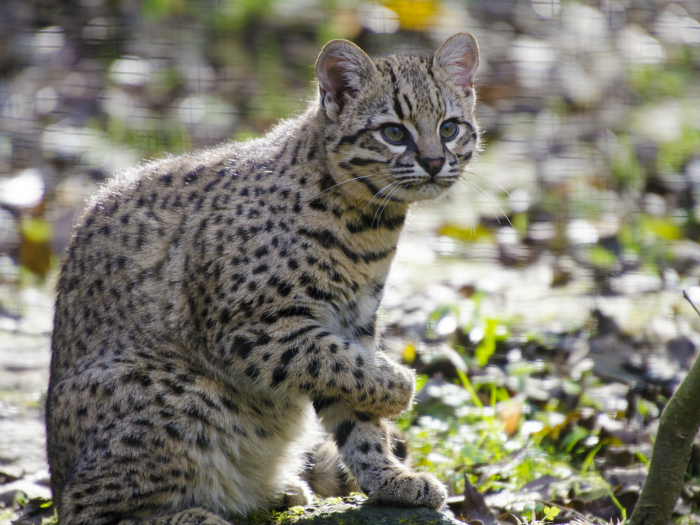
[46,33,480,524]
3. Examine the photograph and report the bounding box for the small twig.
[683,290,700,318]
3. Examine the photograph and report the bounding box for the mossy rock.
[16,495,462,525]
[244,495,463,525]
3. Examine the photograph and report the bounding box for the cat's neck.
[268,105,409,259]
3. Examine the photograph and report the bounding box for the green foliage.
[522,502,563,523]
[246,504,308,524]
[511,211,528,236]
[202,0,276,32]
[456,368,483,409]
[587,245,617,270]
[142,0,190,19]
[405,299,645,516]
[638,214,681,242]
[104,116,191,158]
[475,318,500,367]
[657,126,700,173]
[405,405,566,497]
[248,37,307,122]
[610,134,643,189]
[542,505,560,521]
[616,213,678,276]
[628,63,695,102]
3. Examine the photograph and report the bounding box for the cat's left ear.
[316,39,377,121]
[433,33,480,95]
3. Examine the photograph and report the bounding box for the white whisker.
[372,182,404,229]
[308,173,383,201]
[465,168,511,197]
[360,180,398,223]
[462,179,514,229]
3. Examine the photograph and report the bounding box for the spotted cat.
[46,33,480,524]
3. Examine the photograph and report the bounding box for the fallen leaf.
[462,475,498,525]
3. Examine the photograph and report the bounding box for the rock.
[617,24,666,65]
[0,168,45,210]
[653,4,700,46]
[1,464,24,481]
[9,496,54,525]
[603,465,647,490]
[108,56,152,87]
[610,271,663,294]
[253,495,464,525]
[508,37,557,93]
[0,477,51,504]
[666,336,697,369]
[670,241,700,274]
[566,219,599,245]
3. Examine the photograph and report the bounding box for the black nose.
[419,157,445,177]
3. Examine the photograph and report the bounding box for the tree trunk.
[629,292,700,525]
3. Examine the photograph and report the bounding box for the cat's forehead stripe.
[376,56,443,121]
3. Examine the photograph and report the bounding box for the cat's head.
[316,33,479,206]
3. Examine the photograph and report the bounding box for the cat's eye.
[439,120,459,140]
[381,125,407,145]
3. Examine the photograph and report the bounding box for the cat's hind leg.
[56,444,234,525]
[59,486,230,525]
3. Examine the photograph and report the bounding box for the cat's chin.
[400,182,452,202]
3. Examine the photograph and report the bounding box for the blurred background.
[1,0,699,331]
[2,1,700,521]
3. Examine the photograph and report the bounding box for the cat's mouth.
[395,177,457,201]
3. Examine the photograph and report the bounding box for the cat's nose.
[419,157,445,177]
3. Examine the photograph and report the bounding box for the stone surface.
[258,496,464,525]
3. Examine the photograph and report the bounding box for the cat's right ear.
[433,33,480,98]
[315,40,376,121]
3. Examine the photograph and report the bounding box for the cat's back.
[51,128,294,356]
[51,143,230,354]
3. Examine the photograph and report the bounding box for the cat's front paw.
[366,469,447,510]
[365,353,415,418]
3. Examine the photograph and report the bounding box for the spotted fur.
[46,33,480,524]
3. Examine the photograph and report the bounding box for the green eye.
[440,120,458,140]
[381,125,407,145]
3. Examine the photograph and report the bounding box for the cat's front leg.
[235,322,415,419]
[306,338,416,419]
[315,403,448,510]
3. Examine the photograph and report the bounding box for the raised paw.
[366,353,415,418]
[333,344,416,419]
[364,468,448,510]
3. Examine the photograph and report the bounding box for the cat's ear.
[316,39,377,121]
[433,33,479,95]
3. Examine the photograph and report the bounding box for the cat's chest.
[308,259,386,340]
[324,286,379,335]
[294,230,394,339]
